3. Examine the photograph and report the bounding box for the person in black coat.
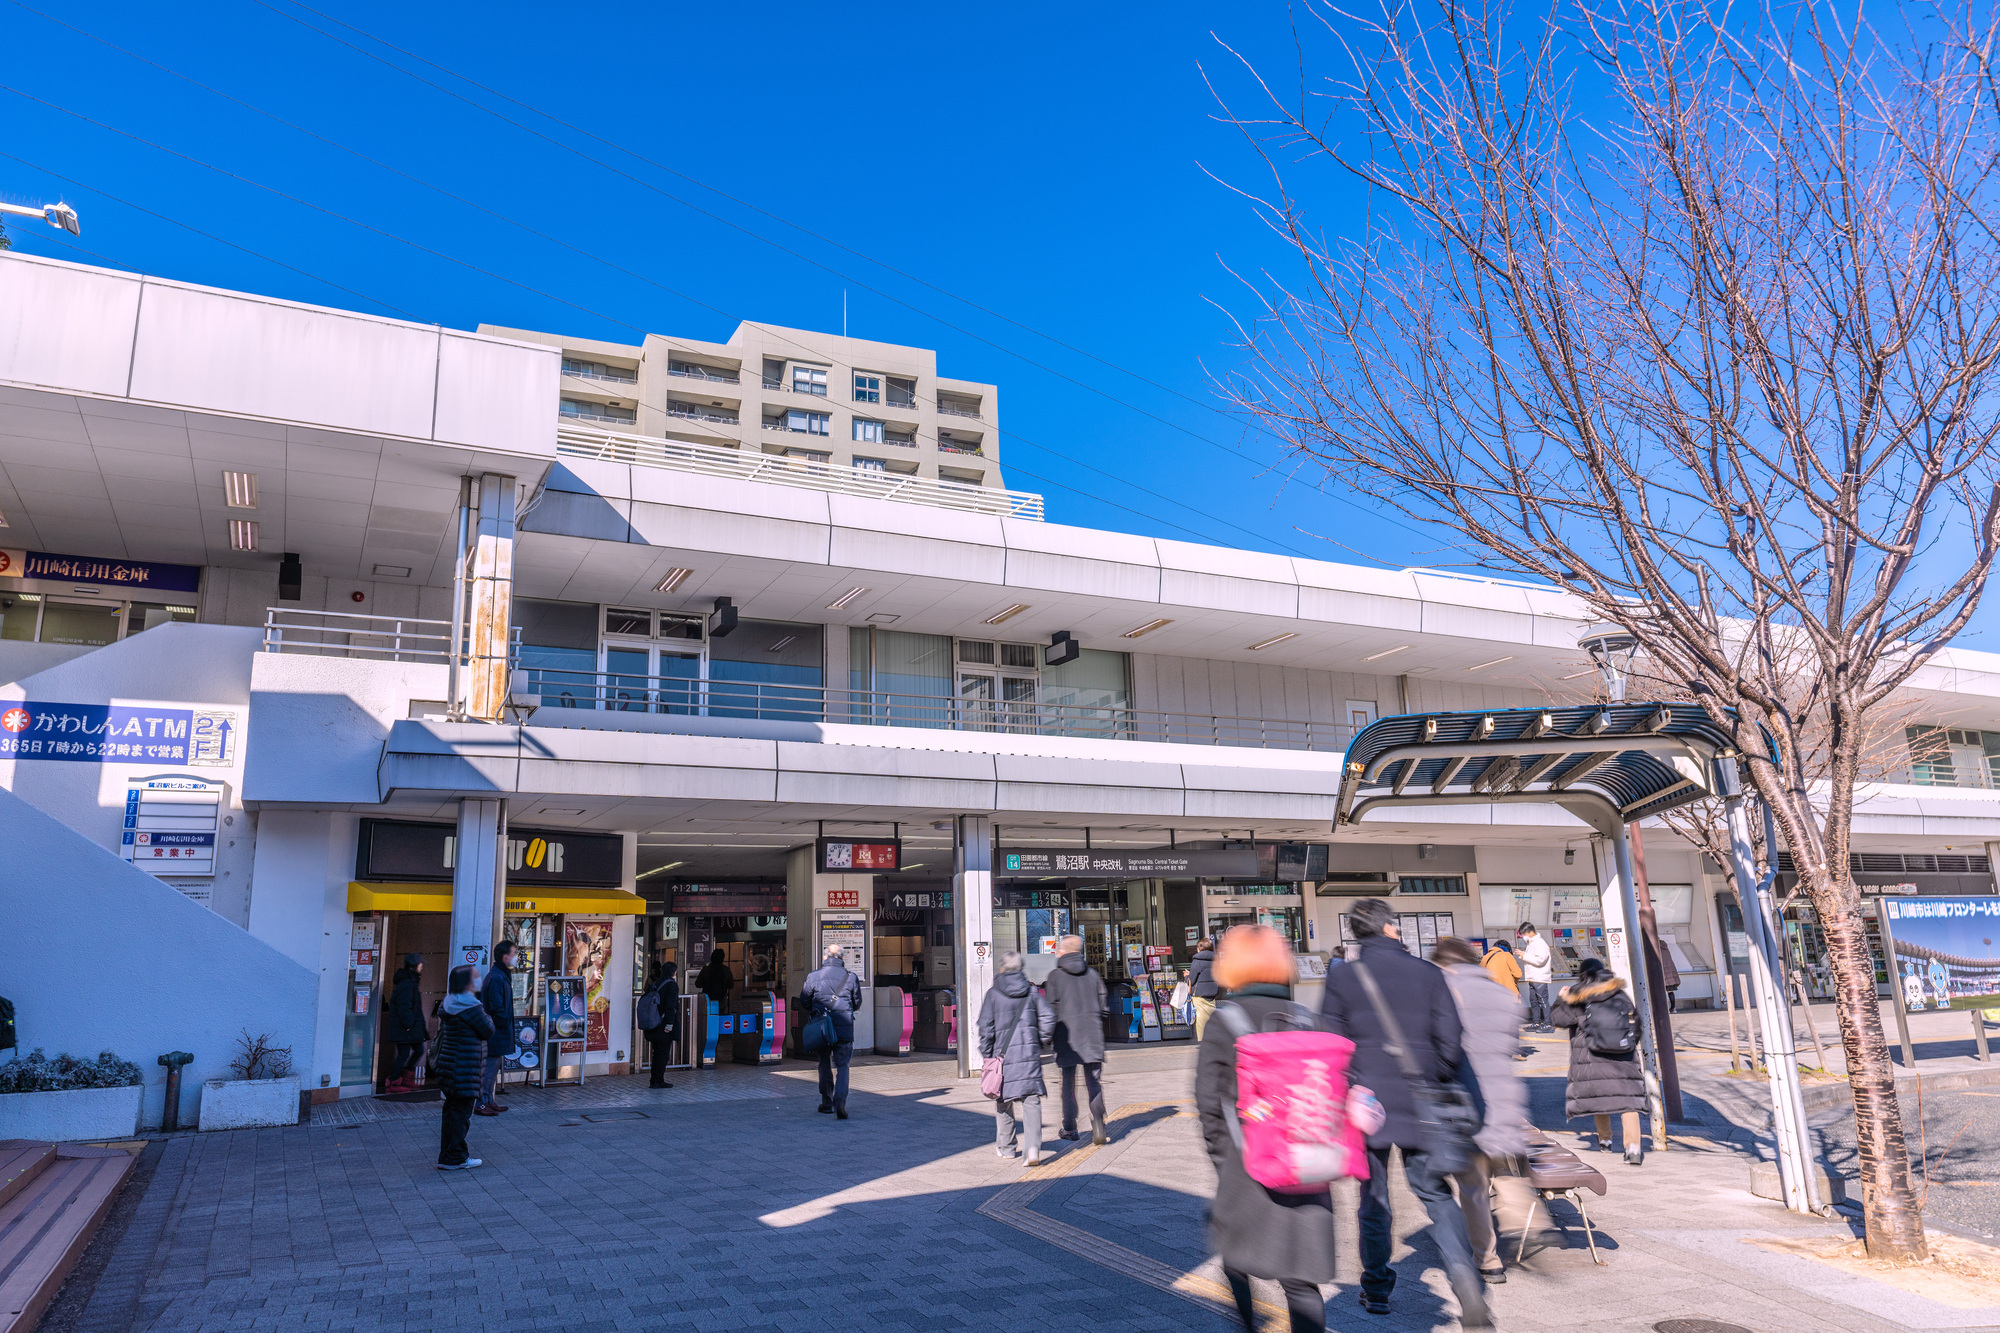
[476,940,519,1116]
[1198,924,1336,1333]
[1189,937,1219,1040]
[801,945,862,1118]
[1551,957,1648,1165]
[695,952,734,1008]
[434,965,495,1170]
[1319,899,1489,1328]
[383,954,428,1092]
[641,962,681,1089]
[1043,936,1110,1144]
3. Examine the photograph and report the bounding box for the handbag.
[980,998,1029,1099]
[1350,961,1484,1174]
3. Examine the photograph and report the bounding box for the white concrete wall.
[246,810,359,1097]
[0,623,261,925]
[0,641,99,686]
[244,653,451,804]
[0,784,317,1129]
[198,566,455,632]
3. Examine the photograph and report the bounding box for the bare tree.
[1212,0,2000,1258]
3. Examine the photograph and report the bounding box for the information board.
[818,911,869,977]
[1881,896,2000,1012]
[121,776,222,889]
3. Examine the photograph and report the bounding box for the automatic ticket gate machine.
[873,988,914,1056]
[730,992,785,1065]
[912,988,957,1053]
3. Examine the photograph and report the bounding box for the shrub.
[0,1049,143,1094]
[228,1031,293,1081]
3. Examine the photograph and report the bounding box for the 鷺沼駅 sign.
[997,846,1259,878]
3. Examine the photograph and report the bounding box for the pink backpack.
[1215,1001,1370,1193]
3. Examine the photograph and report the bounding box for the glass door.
[602,643,704,712]
[957,671,1037,732]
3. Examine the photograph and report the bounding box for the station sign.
[356,818,623,886]
[999,887,1071,910]
[816,836,901,874]
[667,885,787,914]
[997,846,1260,878]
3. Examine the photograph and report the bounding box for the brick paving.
[47,1041,2000,1333]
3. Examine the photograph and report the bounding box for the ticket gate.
[912,988,957,1053]
[873,989,914,1056]
[731,993,785,1065]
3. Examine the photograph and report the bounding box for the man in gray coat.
[1043,935,1110,1145]
[978,951,1056,1165]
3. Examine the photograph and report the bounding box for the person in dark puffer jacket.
[1551,957,1647,1165]
[383,954,428,1092]
[1189,937,1218,1040]
[434,965,496,1170]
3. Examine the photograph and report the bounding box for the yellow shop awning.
[346,882,648,915]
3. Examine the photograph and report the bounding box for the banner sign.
[817,836,901,874]
[0,548,203,593]
[997,846,1260,878]
[1,701,196,763]
[1882,896,2000,1012]
[355,818,623,885]
[667,885,786,914]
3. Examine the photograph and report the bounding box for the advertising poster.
[1882,896,2000,1012]
[563,919,614,1052]
[546,976,587,1043]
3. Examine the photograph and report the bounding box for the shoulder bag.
[980,997,1029,1099]
[1350,962,1483,1174]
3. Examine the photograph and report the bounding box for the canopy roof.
[1335,703,1774,837]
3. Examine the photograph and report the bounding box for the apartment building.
[2,250,1996,1132]
[480,319,1003,490]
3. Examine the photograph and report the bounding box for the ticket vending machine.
[873,989,914,1055]
[731,994,785,1065]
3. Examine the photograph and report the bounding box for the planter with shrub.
[0,1049,144,1140]
[200,1031,300,1131]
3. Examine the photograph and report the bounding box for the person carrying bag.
[978,951,1055,1165]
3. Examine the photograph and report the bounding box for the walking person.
[1551,957,1647,1165]
[435,964,494,1170]
[979,950,1055,1165]
[1434,937,1531,1285]
[1043,935,1110,1145]
[1321,899,1491,1328]
[638,962,680,1089]
[1516,923,1553,1032]
[801,944,861,1119]
[476,940,518,1116]
[695,950,734,1009]
[383,953,427,1092]
[1197,925,1342,1332]
[1189,936,1219,1040]
[1479,939,1521,997]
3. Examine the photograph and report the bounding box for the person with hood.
[1188,936,1218,1040]
[1198,924,1342,1333]
[1517,922,1554,1031]
[695,950,734,1009]
[1043,935,1109,1144]
[434,964,495,1170]
[640,962,681,1090]
[1320,899,1489,1328]
[978,950,1056,1165]
[801,943,862,1118]
[1479,939,1521,997]
[1433,937,1530,1284]
[1551,956,1648,1165]
[383,953,428,1092]
[476,939,518,1116]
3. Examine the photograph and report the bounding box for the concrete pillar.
[787,846,874,1050]
[954,815,995,1078]
[450,797,507,972]
[465,472,516,722]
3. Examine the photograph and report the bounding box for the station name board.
[997,846,1260,878]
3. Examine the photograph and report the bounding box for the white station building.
[3,250,1997,1127]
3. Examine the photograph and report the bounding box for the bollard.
[158,1051,194,1131]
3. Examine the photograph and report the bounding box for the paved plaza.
[41,1035,2000,1333]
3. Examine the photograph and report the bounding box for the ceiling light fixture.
[766,635,797,652]
[222,471,258,509]
[1246,632,1298,651]
[635,861,686,880]
[1466,656,1515,671]
[1364,645,1412,661]
[372,564,412,578]
[866,613,900,624]
[0,511,10,528]
[655,567,694,593]
[983,603,1031,625]
[1121,618,1174,638]
[229,519,259,552]
[827,586,869,610]
[1559,669,1598,680]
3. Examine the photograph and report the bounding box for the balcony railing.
[886,396,918,411]
[938,404,983,419]
[938,441,984,455]
[511,672,1355,751]
[666,406,740,425]
[1900,761,2000,790]
[261,608,518,663]
[669,365,739,384]
[559,407,637,425]
[563,367,638,385]
[558,423,1045,519]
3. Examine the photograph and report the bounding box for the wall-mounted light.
[1466,656,1514,672]
[1364,645,1411,661]
[278,552,302,602]
[708,596,738,638]
[222,471,258,509]
[1419,843,1436,860]
[655,567,694,593]
[1121,618,1173,639]
[983,603,1031,625]
[1246,632,1298,651]
[1045,629,1081,667]
[827,586,869,611]
[229,520,259,552]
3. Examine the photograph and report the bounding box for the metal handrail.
[938,442,984,455]
[937,404,983,419]
[559,407,637,425]
[668,365,740,384]
[563,367,638,385]
[666,407,740,424]
[513,673,1355,751]
[557,423,1046,520]
[261,608,521,664]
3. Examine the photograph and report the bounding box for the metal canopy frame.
[1334,703,1824,1216]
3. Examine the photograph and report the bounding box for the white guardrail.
[556,424,1045,520]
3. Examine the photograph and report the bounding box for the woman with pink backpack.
[1196,924,1382,1333]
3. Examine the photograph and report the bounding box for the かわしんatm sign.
[816,837,900,873]
[0,701,222,764]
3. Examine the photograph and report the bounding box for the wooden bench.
[0,1140,137,1333]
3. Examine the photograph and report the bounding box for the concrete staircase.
[0,1140,135,1333]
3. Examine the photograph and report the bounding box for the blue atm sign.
[0,701,195,763]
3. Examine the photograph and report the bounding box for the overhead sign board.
[997,847,1260,878]
[817,837,901,874]
[0,548,202,593]
[356,818,623,886]
[0,701,239,765]
[667,885,788,914]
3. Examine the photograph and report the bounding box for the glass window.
[0,592,40,641]
[852,457,887,472]
[867,629,952,727]
[853,374,881,403]
[515,598,601,708]
[708,620,823,720]
[658,614,704,641]
[126,602,197,635]
[958,639,996,664]
[793,366,828,396]
[38,600,121,646]
[605,608,651,636]
[1395,876,1468,895]
[514,598,598,650]
[787,410,830,435]
[1040,647,1129,738]
[853,418,885,443]
[785,448,831,463]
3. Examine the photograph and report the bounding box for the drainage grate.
[1654,1322,1754,1333]
[579,1110,651,1123]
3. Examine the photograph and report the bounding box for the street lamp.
[0,199,81,237]
[1577,622,1639,702]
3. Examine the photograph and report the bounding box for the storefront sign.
[356,819,623,885]
[0,548,202,593]
[2,701,202,763]
[817,837,901,873]
[668,885,787,914]
[997,846,1259,878]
